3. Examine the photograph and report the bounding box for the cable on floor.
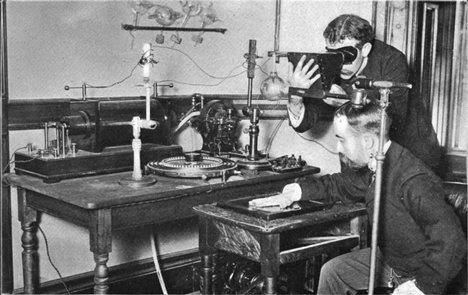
[151,231,168,295]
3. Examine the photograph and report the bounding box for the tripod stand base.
[119,175,158,188]
[237,158,272,171]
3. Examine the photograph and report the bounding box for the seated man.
[250,102,466,295]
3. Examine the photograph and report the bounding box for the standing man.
[250,102,466,295]
[287,14,442,173]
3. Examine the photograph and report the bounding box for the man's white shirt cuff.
[287,105,305,127]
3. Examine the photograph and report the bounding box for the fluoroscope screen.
[287,52,343,92]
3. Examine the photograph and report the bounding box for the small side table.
[194,202,368,294]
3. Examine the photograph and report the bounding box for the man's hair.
[323,14,375,48]
[335,102,391,139]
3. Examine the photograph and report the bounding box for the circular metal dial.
[147,154,237,178]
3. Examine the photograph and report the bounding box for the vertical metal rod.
[61,124,66,157]
[142,43,152,120]
[246,39,257,111]
[72,143,76,157]
[274,0,281,54]
[248,108,260,161]
[81,83,87,101]
[66,129,70,153]
[55,126,60,156]
[247,79,253,109]
[368,88,390,295]
[152,82,158,99]
[145,83,151,120]
[44,122,49,150]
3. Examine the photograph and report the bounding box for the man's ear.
[361,42,372,58]
[362,133,376,150]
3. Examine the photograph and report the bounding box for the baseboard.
[13,248,201,294]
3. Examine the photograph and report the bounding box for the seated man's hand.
[392,280,424,295]
[249,183,301,209]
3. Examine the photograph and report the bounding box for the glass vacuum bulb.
[260,72,288,101]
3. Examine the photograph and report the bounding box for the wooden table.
[6,166,319,294]
[194,202,368,294]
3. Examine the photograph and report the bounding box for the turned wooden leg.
[260,234,280,295]
[198,218,218,294]
[21,221,39,294]
[89,209,112,294]
[93,253,110,294]
[264,277,276,295]
[201,254,214,294]
[18,189,39,294]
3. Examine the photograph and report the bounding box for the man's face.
[326,38,366,80]
[333,115,369,169]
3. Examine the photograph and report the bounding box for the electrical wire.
[153,45,272,87]
[128,30,136,49]
[154,53,249,87]
[81,47,149,89]
[150,231,168,295]
[265,116,287,155]
[2,146,30,174]
[155,67,245,87]
[295,132,339,155]
[4,156,41,174]
[173,111,201,133]
[243,57,271,77]
[155,45,263,80]
[255,62,270,76]
[37,225,71,295]
[85,62,140,89]
[74,45,273,91]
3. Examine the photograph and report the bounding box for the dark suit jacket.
[296,143,466,294]
[293,40,442,172]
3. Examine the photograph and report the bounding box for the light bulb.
[148,5,183,26]
[260,72,288,101]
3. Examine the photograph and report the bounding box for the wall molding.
[372,0,466,181]
[12,248,201,294]
[372,0,418,67]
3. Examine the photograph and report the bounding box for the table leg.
[93,253,110,294]
[201,253,215,294]
[260,234,280,295]
[18,189,39,294]
[350,215,368,249]
[198,218,218,294]
[89,209,112,294]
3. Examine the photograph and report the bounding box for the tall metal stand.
[368,88,390,295]
[238,40,271,171]
[119,43,158,187]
